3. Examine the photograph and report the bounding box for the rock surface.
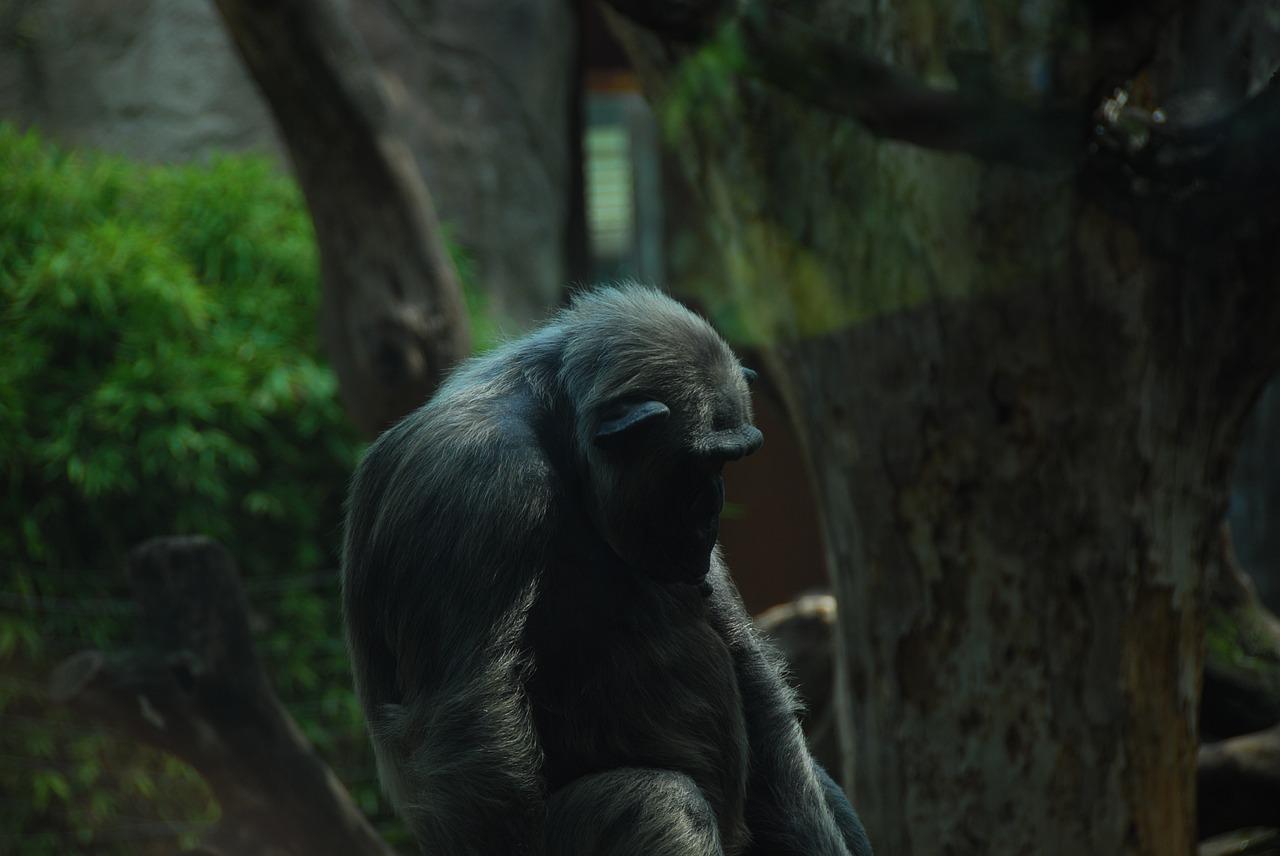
[0,0,571,327]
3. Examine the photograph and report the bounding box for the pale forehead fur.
[555,285,739,409]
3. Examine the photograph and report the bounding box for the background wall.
[0,0,572,327]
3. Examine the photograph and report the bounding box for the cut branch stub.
[127,536,259,679]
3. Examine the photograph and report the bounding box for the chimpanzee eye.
[741,367,758,386]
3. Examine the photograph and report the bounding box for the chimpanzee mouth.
[638,476,723,585]
[688,475,725,521]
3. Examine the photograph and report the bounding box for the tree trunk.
[781,276,1235,855]
[605,2,1280,852]
[214,0,471,438]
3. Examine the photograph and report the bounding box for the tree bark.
[214,0,471,438]
[606,2,1280,853]
[49,537,395,856]
[779,281,1268,855]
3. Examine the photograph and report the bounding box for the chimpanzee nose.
[699,425,764,462]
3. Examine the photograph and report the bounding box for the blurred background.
[2,1,1279,854]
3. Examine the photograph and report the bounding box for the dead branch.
[1199,724,1280,839]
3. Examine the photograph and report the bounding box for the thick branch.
[214,0,470,437]
[1203,524,1280,740]
[738,7,1081,169]
[50,537,395,856]
[601,0,731,41]
[755,594,841,781]
[609,0,1280,202]
[1199,828,1280,856]
[742,4,1280,193]
[1198,724,1280,839]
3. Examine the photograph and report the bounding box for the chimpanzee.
[342,286,872,855]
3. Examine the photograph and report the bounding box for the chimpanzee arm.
[815,763,874,856]
[705,561,869,856]
[343,414,555,855]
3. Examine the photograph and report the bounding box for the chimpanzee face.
[587,364,762,584]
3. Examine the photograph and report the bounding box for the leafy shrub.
[0,125,476,851]
[0,131,355,575]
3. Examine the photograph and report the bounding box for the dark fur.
[342,286,872,855]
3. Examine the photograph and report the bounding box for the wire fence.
[0,564,342,617]
[0,817,212,845]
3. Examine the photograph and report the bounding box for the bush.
[0,125,466,851]
[0,129,356,575]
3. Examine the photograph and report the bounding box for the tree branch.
[756,593,841,780]
[214,0,470,437]
[737,7,1081,169]
[1199,827,1280,856]
[1202,523,1280,740]
[600,0,731,42]
[609,0,1280,212]
[49,537,395,856]
[1198,724,1280,839]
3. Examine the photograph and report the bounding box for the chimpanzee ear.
[593,400,670,450]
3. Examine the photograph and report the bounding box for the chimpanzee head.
[559,287,763,583]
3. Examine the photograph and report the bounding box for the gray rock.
[0,0,281,161]
[353,0,574,327]
[0,0,571,328]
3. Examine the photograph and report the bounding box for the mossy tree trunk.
[607,2,1280,853]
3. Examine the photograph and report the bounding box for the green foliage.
[0,130,353,575]
[0,124,480,852]
[1206,601,1280,674]
[659,21,748,146]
